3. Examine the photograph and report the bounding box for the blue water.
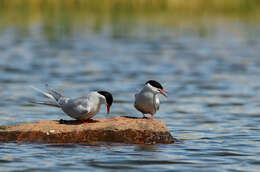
[0,16,260,171]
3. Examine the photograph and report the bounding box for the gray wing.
[134,93,137,107]
[154,95,160,111]
[134,93,142,112]
[61,97,90,119]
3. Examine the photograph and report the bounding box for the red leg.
[81,120,89,124]
[149,116,154,120]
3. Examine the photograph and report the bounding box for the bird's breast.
[135,92,157,114]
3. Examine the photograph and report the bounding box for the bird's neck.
[92,92,106,105]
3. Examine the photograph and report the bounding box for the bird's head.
[97,91,113,114]
[145,80,168,98]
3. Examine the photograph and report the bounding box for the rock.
[0,116,176,144]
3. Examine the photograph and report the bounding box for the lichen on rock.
[0,116,176,144]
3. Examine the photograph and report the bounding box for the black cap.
[97,91,113,107]
[145,80,163,89]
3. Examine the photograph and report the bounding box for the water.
[1,3,260,171]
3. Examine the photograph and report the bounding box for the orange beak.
[107,105,110,114]
[158,89,168,98]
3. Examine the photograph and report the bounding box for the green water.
[0,0,259,41]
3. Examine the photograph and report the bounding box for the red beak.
[107,105,110,115]
[162,89,168,94]
[158,89,168,98]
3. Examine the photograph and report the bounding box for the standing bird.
[30,85,113,123]
[134,80,168,120]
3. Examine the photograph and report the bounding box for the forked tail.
[29,100,60,108]
[30,85,66,107]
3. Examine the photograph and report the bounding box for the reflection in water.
[0,0,260,172]
[0,0,260,43]
[134,145,157,152]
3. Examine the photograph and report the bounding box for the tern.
[134,80,168,120]
[30,85,113,123]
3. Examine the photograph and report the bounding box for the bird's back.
[61,93,100,120]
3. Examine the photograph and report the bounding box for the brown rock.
[0,116,176,144]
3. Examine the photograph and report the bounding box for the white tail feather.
[29,85,56,101]
[32,101,60,108]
